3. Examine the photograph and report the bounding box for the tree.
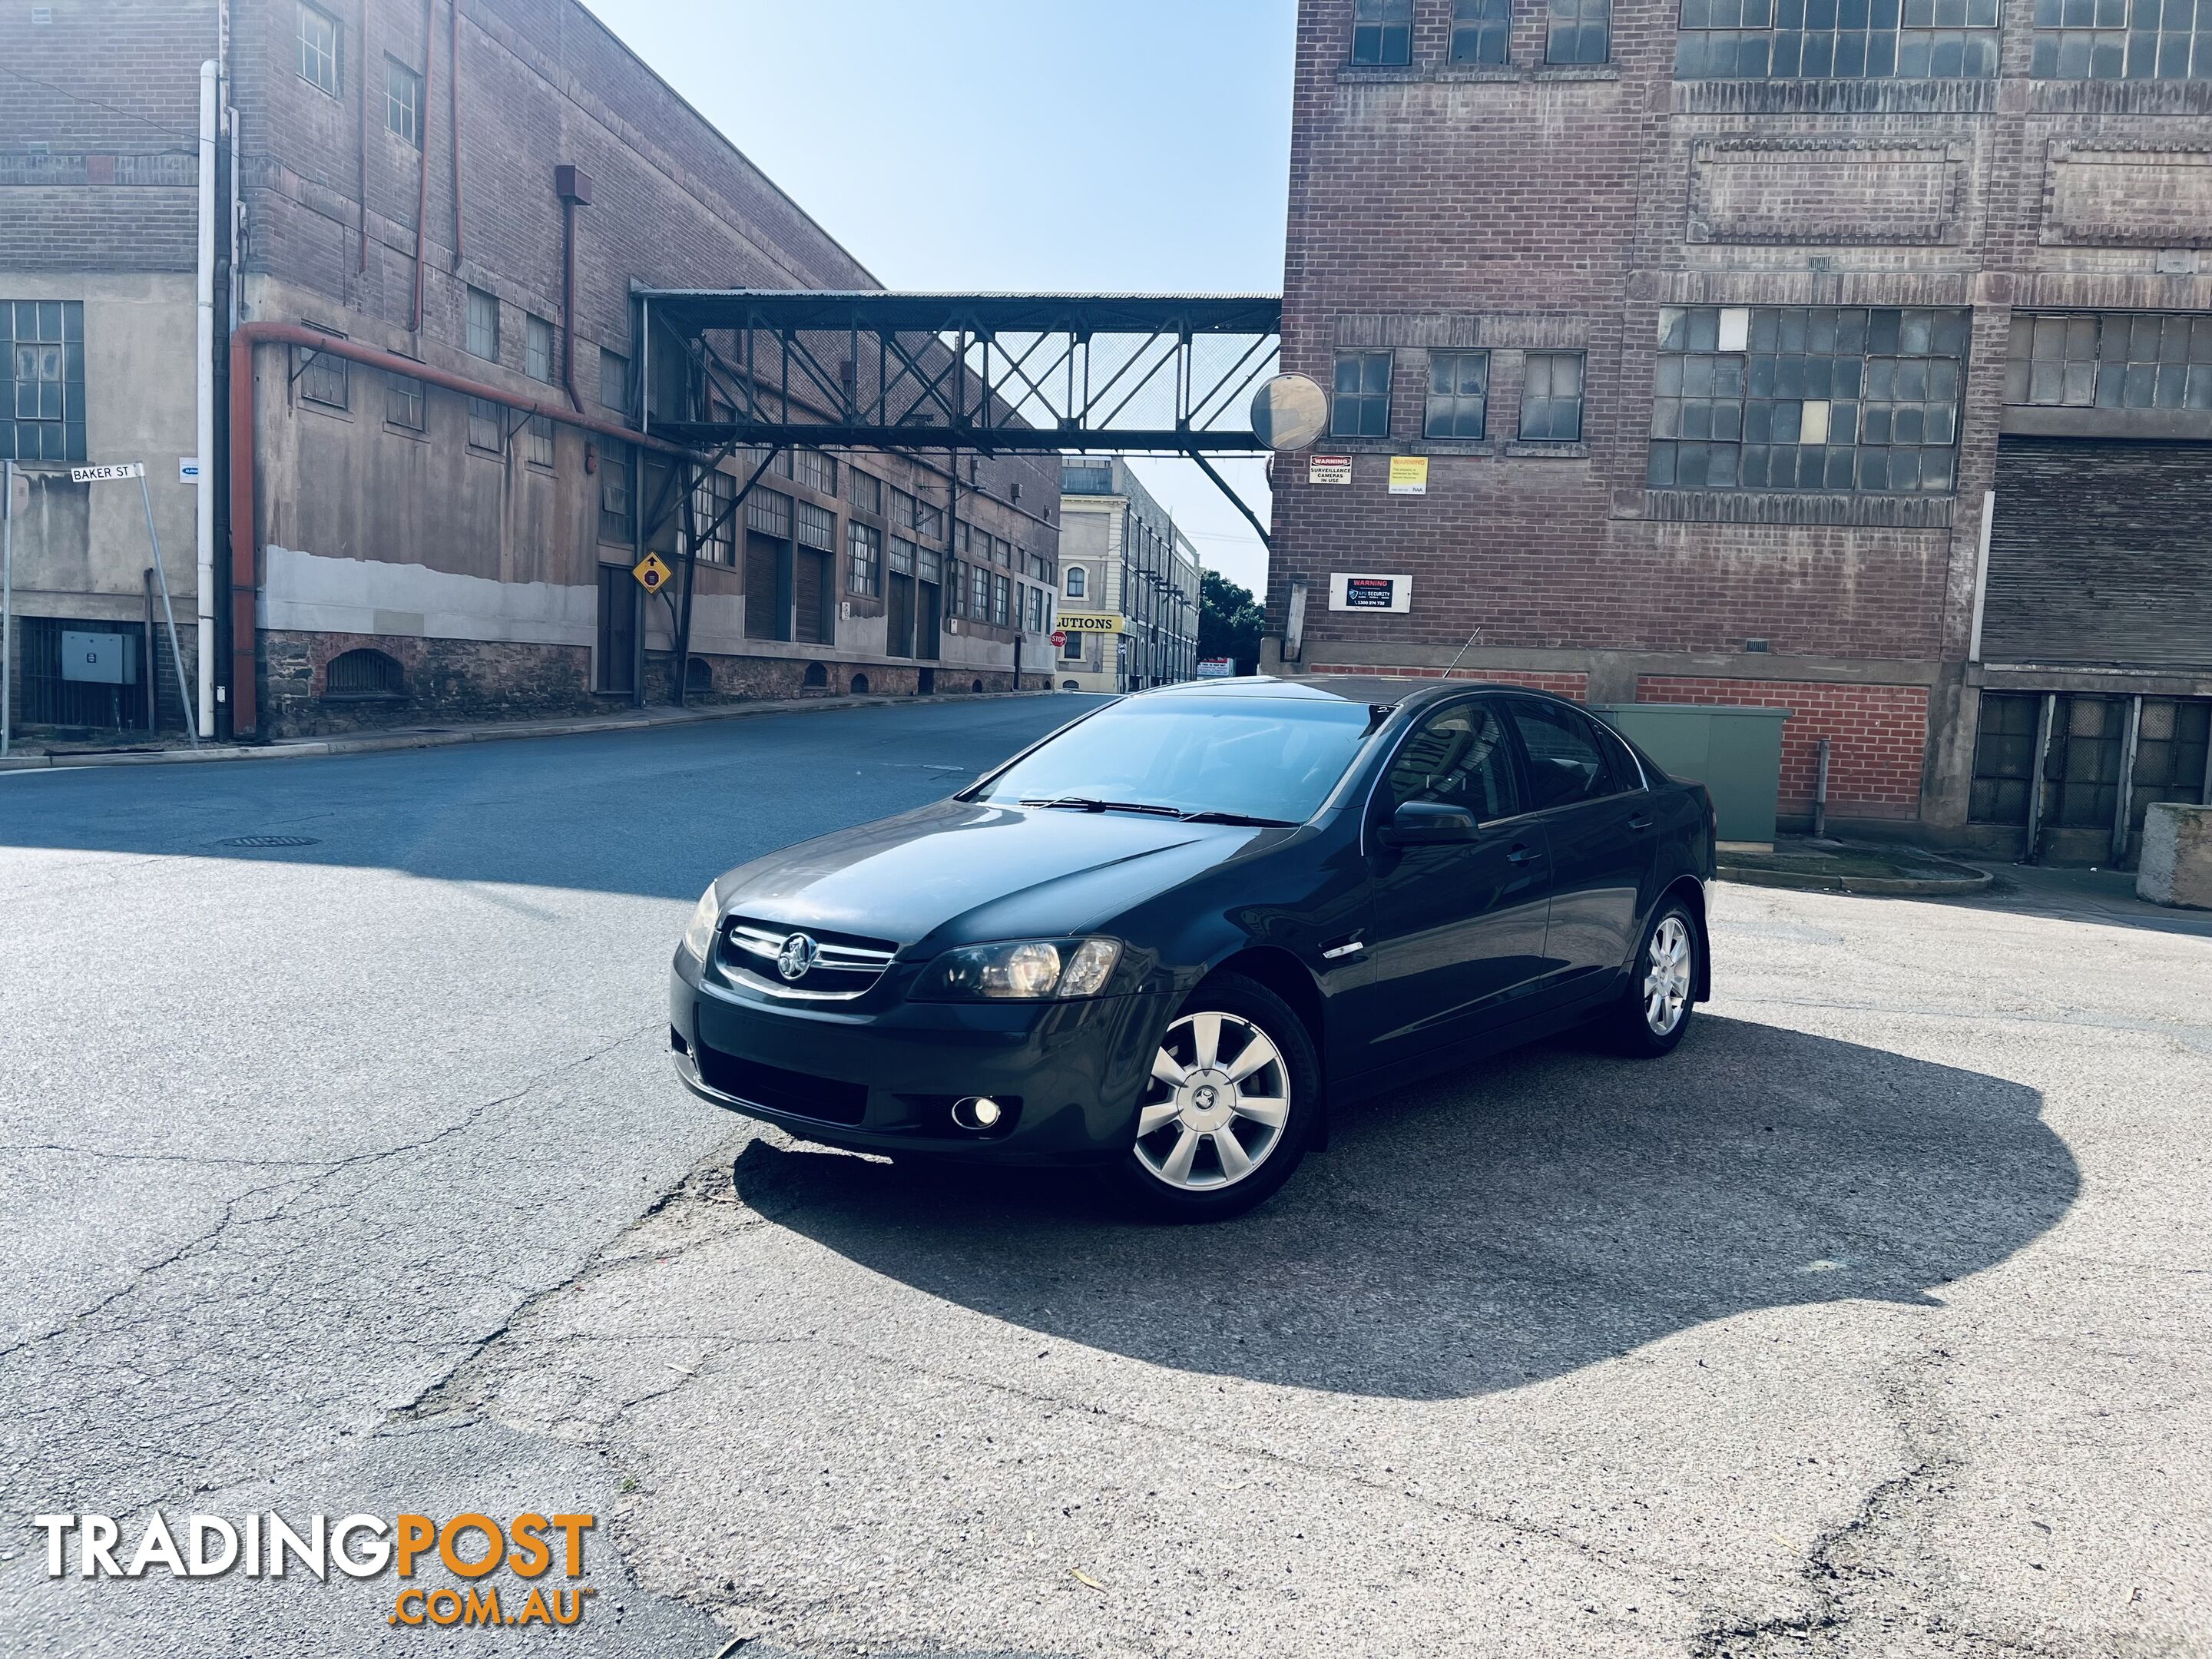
[1197,569,1266,676]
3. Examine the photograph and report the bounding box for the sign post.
[69,464,198,745]
[2,459,12,758]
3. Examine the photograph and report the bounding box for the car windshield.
[972,697,1377,824]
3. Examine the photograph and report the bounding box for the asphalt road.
[2,696,2207,1659]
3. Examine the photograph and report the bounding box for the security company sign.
[1055,611,1125,635]
[1386,455,1429,495]
[632,552,673,593]
[1328,572,1412,614]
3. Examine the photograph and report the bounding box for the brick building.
[1267,0,2212,861]
[2,0,1058,746]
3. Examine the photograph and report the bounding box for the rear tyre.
[1109,973,1319,1223]
[1603,897,1700,1057]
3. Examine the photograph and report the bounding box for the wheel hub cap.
[1181,1072,1233,1132]
[1644,916,1693,1035]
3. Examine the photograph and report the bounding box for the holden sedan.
[670,677,1715,1220]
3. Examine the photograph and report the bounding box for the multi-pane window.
[526,414,555,469]
[796,449,837,495]
[889,536,916,577]
[598,348,627,412]
[972,563,992,619]
[1426,350,1491,439]
[2,299,84,462]
[1453,0,1515,61]
[1518,352,1586,440]
[466,288,499,362]
[794,498,836,552]
[385,371,424,431]
[297,332,349,409]
[1548,0,1613,61]
[2006,312,2212,409]
[992,573,1012,628]
[2032,0,2212,76]
[1353,0,1415,62]
[525,314,556,384]
[1969,692,2041,824]
[1065,632,1085,661]
[1648,305,1969,493]
[467,396,504,453]
[848,521,882,595]
[298,2,339,95]
[385,58,422,145]
[747,488,792,540]
[693,469,735,565]
[1029,586,1050,632]
[1675,0,2001,77]
[599,442,631,544]
[1331,350,1393,437]
[913,495,944,539]
[848,468,882,515]
[1065,565,1088,598]
[892,488,917,530]
[918,543,942,584]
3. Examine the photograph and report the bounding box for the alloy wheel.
[1644,914,1694,1036]
[1134,1012,1290,1191]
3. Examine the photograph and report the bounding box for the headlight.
[911,937,1123,1001]
[680,883,721,961]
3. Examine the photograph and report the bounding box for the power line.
[0,61,237,156]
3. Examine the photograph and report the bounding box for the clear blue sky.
[579,0,1294,597]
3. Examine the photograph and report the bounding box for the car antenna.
[1440,627,1483,681]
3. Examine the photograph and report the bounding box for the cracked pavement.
[3,698,2209,1657]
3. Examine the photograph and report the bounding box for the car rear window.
[975,697,1376,823]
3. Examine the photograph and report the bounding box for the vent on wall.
[32,7,53,25]
[324,647,406,699]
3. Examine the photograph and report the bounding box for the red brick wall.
[1308,663,1589,700]
[1637,677,1929,821]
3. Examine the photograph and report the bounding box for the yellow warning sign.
[632,552,673,593]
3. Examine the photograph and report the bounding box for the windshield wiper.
[1019,796,1187,818]
[1177,810,1298,827]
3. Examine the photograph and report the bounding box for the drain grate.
[218,834,323,848]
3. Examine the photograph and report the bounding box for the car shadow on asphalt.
[724,1013,2078,1399]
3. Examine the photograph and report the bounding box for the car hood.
[714,798,1265,947]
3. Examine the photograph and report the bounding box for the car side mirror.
[1378,799,1479,847]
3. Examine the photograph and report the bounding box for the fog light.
[952,1095,1002,1131]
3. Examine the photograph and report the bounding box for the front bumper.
[668,954,1173,1164]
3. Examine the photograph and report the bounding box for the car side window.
[1507,700,1614,811]
[1592,720,1646,791]
[1385,701,1521,823]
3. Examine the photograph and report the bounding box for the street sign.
[1196,657,1235,679]
[633,552,673,593]
[1387,456,1429,495]
[1050,630,1067,649]
[1055,611,1124,635]
[1308,455,1351,485]
[71,463,146,484]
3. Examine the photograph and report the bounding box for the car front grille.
[715,916,899,1000]
[693,1035,868,1125]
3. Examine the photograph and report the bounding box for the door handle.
[1506,843,1540,865]
[1628,814,1654,832]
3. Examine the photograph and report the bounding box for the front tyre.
[1604,897,1700,1057]
[1111,973,1319,1222]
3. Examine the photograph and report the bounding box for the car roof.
[1130,674,1573,712]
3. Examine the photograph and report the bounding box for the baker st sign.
[1326,573,1412,614]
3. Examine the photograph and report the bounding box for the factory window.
[889,535,916,577]
[847,468,882,515]
[693,469,735,565]
[297,3,340,96]
[992,573,1012,628]
[1518,352,1586,441]
[1674,0,2000,77]
[972,562,992,619]
[467,397,505,454]
[1426,350,1492,439]
[2,300,82,462]
[385,58,422,145]
[1352,0,1415,61]
[1548,0,1613,61]
[466,287,499,363]
[598,348,627,412]
[1065,565,1088,598]
[913,495,944,539]
[525,314,556,384]
[2005,313,2212,409]
[297,328,349,411]
[1030,586,1050,632]
[1330,350,1393,437]
[598,442,632,544]
[797,448,838,495]
[525,414,554,469]
[1452,0,1515,61]
[794,498,836,552]
[385,371,424,432]
[1648,305,1969,493]
[848,520,882,596]
[2032,0,2212,75]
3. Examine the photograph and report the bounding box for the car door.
[1502,697,1657,1002]
[1346,697,1553,1066]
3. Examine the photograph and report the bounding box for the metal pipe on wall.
[411,0,433,331]
[196,59,219,737]
[448,0,463,270]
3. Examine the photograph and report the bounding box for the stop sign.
[1050,630,1067,649]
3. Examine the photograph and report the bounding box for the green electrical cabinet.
[1594,703,1793,847]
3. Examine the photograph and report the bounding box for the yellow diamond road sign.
[632,552,673,593]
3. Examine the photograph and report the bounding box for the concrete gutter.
[1719,863,1995,896]
[0,690,1068,773]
